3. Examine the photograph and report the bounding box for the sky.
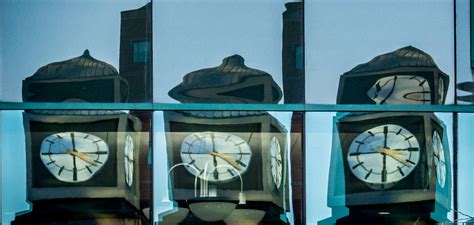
[306,0,456,104]
[1,0,473,224]
[0,0,148,102]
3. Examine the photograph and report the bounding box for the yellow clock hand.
[68,150,98,166]
[208,152,242,170]
[376,148,411,167]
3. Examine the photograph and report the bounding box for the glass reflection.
[10,109,151,225]
[312,112,453,225]
[1,0,151,103]
[337,46,450,105]
[153,0,304,104]
[160,110,292,225]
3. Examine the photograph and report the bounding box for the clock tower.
[14,50,148,225]
[320,47,452,225]
[159,55,291,225]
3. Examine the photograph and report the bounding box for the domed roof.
[169,54,282,103]
[26,50,118,80]
[345,46,439,74]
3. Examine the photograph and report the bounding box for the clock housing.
[327,112,451,215]
[164,110,288,208]
[23,110,142,209]
[337,46,449,105]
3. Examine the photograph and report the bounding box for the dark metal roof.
[27,110,127,116]
[345,46,438,74]
[26,50,119,80]
[168,54,282,103]
[179,110,269,118]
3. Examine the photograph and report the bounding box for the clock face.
[432,130,446,188]
[438,77,445,104]
[40,132,109,183]
[124,135,134,187]
[180,131,252,182]
[347,124,420,189]
[367,75,431,105]
[269,136,283,189]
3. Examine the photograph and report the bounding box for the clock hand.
[378,147,409,155]
[68,150,98,166]
[71,133,78,181]
[208,152,242,170]
[376,148,411,167]
[211,133,218,167]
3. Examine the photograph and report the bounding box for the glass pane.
[153,0,304,104]
[457,113,474,222]
[456,0,474,104]
[0,0,152,103]
[1,110,152,225]
[154,110,296,224]
[305,0,454,105]
[306,111,455,224]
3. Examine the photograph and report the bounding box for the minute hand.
[376,148,411,167]
[208,152,242,170]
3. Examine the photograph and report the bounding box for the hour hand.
[68,150,98,166]
[208,152,242,170]
[376,148,411,167]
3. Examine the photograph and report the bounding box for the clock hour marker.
[86,165,93,174]
[355,141,364,145]
[396,128,402,135]
[56,135,63,139]
[406,159,416,165]
[236,159,247,167]
[199,170,204,175]
[419,80,427,86]
[47,160,56,165]
[83,135,89,139]
[367,131,374,136]
[58,166,65,175]
[405,136,414,141]
[381,168,387,182]
[225,135,231,142]
[73,168,77,181]
[93,140,102,143]
[193,134,202,140]
[184,142,192,146]
[349,152,361,156]
[235,142,246,146]
[189,159,195,165]
[213,170,219,180]
[94,160,103,164]
[365,169,373,179]
[397,166,405,176]
[46,140,54,144]
[227,169,234,176]
[352,161,364,169]
[92,151,108,155]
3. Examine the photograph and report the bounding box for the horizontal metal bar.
[0,102,473,112]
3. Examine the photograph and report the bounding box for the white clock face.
[438,77,445,104]
[367,75,431,105]
[347,124,420,189]
[180,132,252,182]
[432,131,446,188]
[40,132,109,183]
[124,135,134,187]
[269,136,283,189]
